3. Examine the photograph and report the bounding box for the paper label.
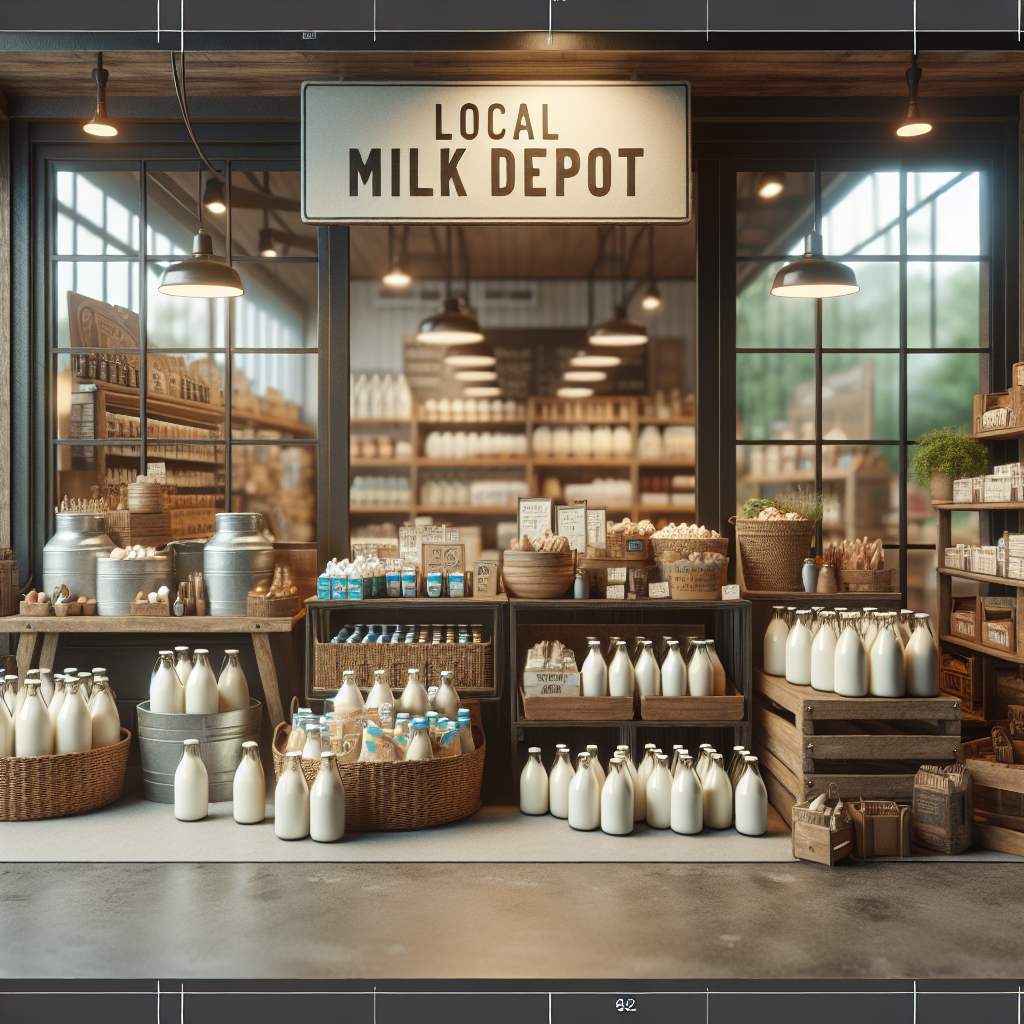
[586,508,607,550]
[147,462,166,481]
[518,497,554,540]
[722,584,740,601]
[556,502,588,554]
[607,566,627,584]
[606,584,625,600]
[648,581,670,599]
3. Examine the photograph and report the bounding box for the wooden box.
[169,508,217,540]
[662,559,728,599]
[837,568,895,593]
[848,799,913,859]
[950,596,979,642]
[974,391,1014,432]
[981,597,1016,653]
[961,735,1024,857]
[0,559,18,617]
[791,799,855,866]
[911,765,973,855]
[519,687,634,722]
[603,535,651,561]
[129,600,171,616]
[752,669,961,827]
[104,510,172,549]
[640,680,745,721]
[938,648,983,717]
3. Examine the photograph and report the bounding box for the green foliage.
[742,491,824,522]
[910,428,988,486]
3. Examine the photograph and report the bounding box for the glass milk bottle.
[870,612,906,697]
[687,641,715,697]
[520,747,549,815]
[174,646,193,686]
[89,677,121,750]
[310,750,346,842]
[608,640,635,697]
[457,708,475,753]
[0,682,12,757]
[568,752,600,831]
[898,609,915,647]
[150,651,184,714]
[47,675,67,741]
[705,639,727,697]
[906,613,939,697]
[232,740,266,824]
[734,755,768,836]
[330,669,365,717]
[695,743,714,784]
[617,744,645,821]
[834,611,868,697]
[275,750,310,840]
[217,649,249,712]
[15,680,53,756]
[366,669,396,713]
[396,667,429,716]
[810,610,839,692]
[764,606,789,675]
[726,745,749,787]
[635,641,661,696]
[645,752,673,829]
[600,757,634,835]
[174,739,209,821]
[302,724,323,762]
[405,717,433,761]
[434,670,462,721]
[637,743,658,792]
[660,640,687,696]
[548,747,574,819]
[703,752,734,830]
[670,753,704,834]
[860,608,880,654]
[185,650,219,715]
[586,743,606,789]
[785,610,813,685]
[581,639,609,697]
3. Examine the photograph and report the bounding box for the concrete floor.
[2,861,1021,978]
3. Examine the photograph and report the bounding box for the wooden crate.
[0,559,18,617]
[848,799,913,859]
[938,647,983,718]
[791,799,855,866]
[104,511,173,549]
[519,688,634,722]
[752,668,961,826]
[640,680,745,721]
[961,734,1024,857]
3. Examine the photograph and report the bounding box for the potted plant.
[910,428,989,502]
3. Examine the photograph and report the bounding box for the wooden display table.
[3,612,303,728]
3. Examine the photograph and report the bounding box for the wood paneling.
[0,49,1021,99]
[0,93,8,551]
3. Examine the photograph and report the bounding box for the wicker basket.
[837,568,895,593]
[650,536,730,563]
[0,729,132,821]
[271,721,485,831]
[314,638,493,693]
[247,593,299,617]
[733,518,815,592]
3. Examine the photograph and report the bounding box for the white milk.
[185,650,219,715]
[608,641,635,697]
[310,751,346,842]
[734,756,768,836]
[274,751,310,839]
[217,649,249,712]
[15,682,53,757]
[174,739,209,821]
[600,759,634,835]
[581,640,609,697]
[232,741,266,824]
[519,747,549,815]
[645,753,673,829]
[670,756,704,834]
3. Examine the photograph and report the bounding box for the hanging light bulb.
[463,386,502,398]
[757,172,785,199]
[83,53,118,137]
[569,351,622,369]
[897,53,932,137]
[454,369,498,382]
[159,232,244,297]
[557,386,595,399]
[203,177,227,215]
[640,283,661,312]
[563,369,607,383]
[587,305,648,347]
[258,228,278,258]
[770,231,859,298]
[382,262,412,288]
[444,341,496,368]
[416,297,485,345]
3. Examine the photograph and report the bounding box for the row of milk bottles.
[580,635,727,697]
[0,667,121,757]
[174,738,346,843]
[150,646,250,715]
[764,605,938,698]
[521,742,767,836]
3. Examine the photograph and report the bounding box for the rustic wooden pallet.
[752,669,961,826]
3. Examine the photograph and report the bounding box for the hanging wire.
[169,49,222,181]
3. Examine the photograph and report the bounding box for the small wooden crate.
[577,556,656,599]
[519,688,634,722]
[938,648,983,717]
[961,735,1024,857]
[19,601,53,617]
[849,799,913,859]
[104,510,173,549]
[0,559,19,617]
[246,594,298,618]
[837,568,895,593]
[791,799,855,866]
[603,534,652,561]
[752,669,961,827]
[129,601,172,617]
[640,680,745,721]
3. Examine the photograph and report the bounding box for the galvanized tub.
[137,698,262,802]
[96,556,176,616]
[42,513,116,600]
[203,512,274,616]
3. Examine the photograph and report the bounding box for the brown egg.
[77,595,88,603]
[26,591,38,603]
[136,590,146,602]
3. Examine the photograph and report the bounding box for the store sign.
[301,82,690,223]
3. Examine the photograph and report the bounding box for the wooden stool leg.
[39,633,59,673]
[253,633,286,728]
[16,633,42,682]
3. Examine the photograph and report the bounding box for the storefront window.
[347,224,696,553]
[50,163,318,542]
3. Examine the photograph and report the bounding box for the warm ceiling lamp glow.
[570,352,622,369]
[382,262,412,288]
[416,298,485,345]
[897,53,932,138]
[463,386,502,398]
[258,228,277,258]
[203,178,227,215]
[158,232,244,298]
[771,232,860,298]
[83,53,118,137]
[455,369,498,382]
[587,305,648,347]
[556,387,595,399]
[757,172,785,199]
[563,370,607,383]
[443,343,496,368]
[640,283,661,311]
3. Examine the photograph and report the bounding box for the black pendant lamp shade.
[587,305,649,347]
[203,177,227,214]
[770,232,859,299]
[159,231,244,298]
[83,53,118,137]
[897,54,932,138]
[416,297,485,345]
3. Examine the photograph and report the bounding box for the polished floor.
[2,861,1021,978]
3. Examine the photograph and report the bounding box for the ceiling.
[0,49,1021,98]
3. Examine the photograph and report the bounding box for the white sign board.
[301,81,690,224]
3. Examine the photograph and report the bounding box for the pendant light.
[258,211,278,258]
[757,172,785,199]
[444,340,496,368]
[83,53,118,137]
[896,53,932,137]
[463,386,502,398]
[563,370,607,383]
[771,162,859,299]
[570,351,622,369]
[382,226,413,288]
[454,369,498,383]
[159,53,243,299]
[557,386,595,399]
[203,178,227,215]
[416,226,484,345]
[588,305,648,347]
[640,227,661,311]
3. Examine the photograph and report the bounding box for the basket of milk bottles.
[271,701,486,832]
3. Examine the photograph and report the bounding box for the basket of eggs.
[247,565,300,617]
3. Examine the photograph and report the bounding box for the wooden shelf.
[351,418,412,427]
[416,505,517,516]
[742,589,900,602]
[532,457,632,467]
[348,504,413,515]
[636,505,695,516]
[350,458,411,468]
[636,458,696,468]
[417,457,527,468]
[938,566,1024,588]
[939,633,1024,665]
[232,409,316,438]
[971,425,1024,441]
[419,418,525,428]
[2,611,303,633]
[933,502,1024,511]
[637,416,696,425]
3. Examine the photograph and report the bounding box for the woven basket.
[651,536,730,563]
[0,729,132,821]
[271,721,485,832]
[733,518,815,592]
[837,568,895,593]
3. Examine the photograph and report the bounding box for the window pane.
[908,262,984,349]
[57,261,140,348]
[822,443,898,544]
[232,352,317,440]
[908,548,937,634]
[820,353,900,441]
[736,170,813,258]
[822,170,900,256]
[907,352,980,441]
[147,260,228,349]
[907,462,981,550]
[234,262,317,349]
[147,169,226,257]
[907,172,981,256]
[736,262,815,349]
[232,444,317,542]
[821,262,900,349]
[55,170,140,255]
[737,352,816,440]
[737,442,817,506]
[229,169,309,258]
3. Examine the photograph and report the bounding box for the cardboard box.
[984,476,1013,503]
[950,596,979,641]
[981,597,1016,653]
[975,391,1014,432]
[421,542,465,582]
[522,669,581,697]
[474,560,500,597]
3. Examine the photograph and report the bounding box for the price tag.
[648,581,670,599]
[148,461,166,481]
[721,584,740,601]
[606,566,627,584]
[606,584,625,600]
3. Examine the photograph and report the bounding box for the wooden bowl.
[501,550,575,599]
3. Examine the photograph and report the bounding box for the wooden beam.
[0,90,8,551]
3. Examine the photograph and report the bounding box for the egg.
[136,590,146,602]
[147,592,158,604]
[77,595,88,603]
[26,591,38,603]
[109,547,126,560]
